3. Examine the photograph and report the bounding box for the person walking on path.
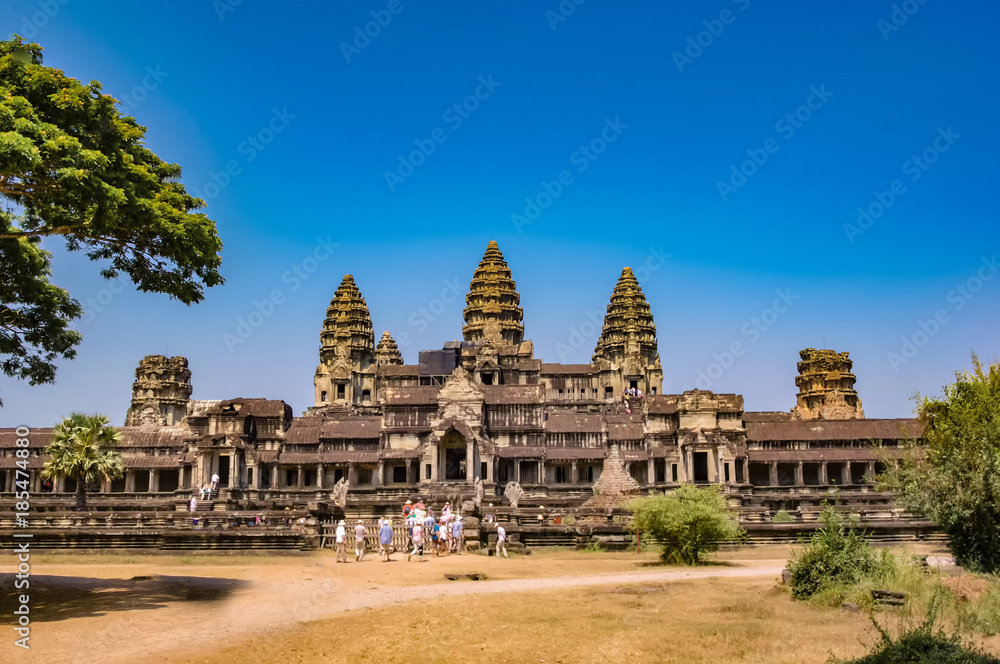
[335,519,348,563]
[496,523,508,558]
[451,517,464,554]
[354,520,368,561]
[378,518,394,562]
[408,522,424,562]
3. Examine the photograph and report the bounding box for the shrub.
[628,485,743,565]
[773,510,795,523]
[582,539,606,553]
[788,507,892,601]
[842,597,1000,664]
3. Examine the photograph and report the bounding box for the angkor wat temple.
[1,241,929,548]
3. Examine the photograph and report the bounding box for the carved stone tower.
[791,348,865,420]
[462,241,524,346]
[124,355,192,427]
[313,275,376,407]
[592,267,663,394]
[374,331,403,366]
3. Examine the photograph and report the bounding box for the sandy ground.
[2,550,785,663]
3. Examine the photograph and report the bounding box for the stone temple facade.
[1,241,923,530]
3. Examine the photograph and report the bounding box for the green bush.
[842,598,1000,664]
[628,485,743,565]
[788,507,893,601]
[773,510,795,523]
[582,539,606,553]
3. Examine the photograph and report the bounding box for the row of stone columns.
[765,460,875,486]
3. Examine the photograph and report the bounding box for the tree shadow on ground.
[636,559,738,568]
[0,574,248,624]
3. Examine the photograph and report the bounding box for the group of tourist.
[331,499,512,562]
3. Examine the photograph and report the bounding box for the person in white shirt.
[354,520,368,561]
[335,519,348,563]
[408,522,424,562]
[495,523,508,558]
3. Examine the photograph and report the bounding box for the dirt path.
[18,561,785,663]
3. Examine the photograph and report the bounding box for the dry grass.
[169,577,901,664]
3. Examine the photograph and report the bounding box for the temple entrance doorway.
[693,452,709,483]
[219,456,230,487]
[439,429,468,481]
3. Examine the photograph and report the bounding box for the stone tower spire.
[375,331,404,366]
[124,355,192,427]
[791,348,865,420]
[319,275,375,367]
[313,275,376,408]
[462,240,524,346]
[593,267,659,368]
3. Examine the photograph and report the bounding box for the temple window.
[605,387,613,398]
[362,389,371,402]
[336,384,345,399]
[555,465,569,483]
[392,466,406,483]
[321,391,327,402]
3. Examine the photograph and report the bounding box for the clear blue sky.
[2,0,998,426]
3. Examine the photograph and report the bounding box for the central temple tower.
[462,241,524,346]
[312,274,376,408]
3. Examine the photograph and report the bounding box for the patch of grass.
[772,510,795,523]
[582,539,606,553]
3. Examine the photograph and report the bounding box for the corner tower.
[124,355,192,426]
[593,267,663,394]
[462,241,524,346]
[313,275,376,408]
[791,348,865,420]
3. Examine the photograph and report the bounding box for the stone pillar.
[486,457,494,483]
[317,463,324,489]
[647,459,654,487]
[466,441,474,484]
[571,460,578,485]
[796,461,804,487]
[820,462,828,485]
[375,461,384,487]
[348,464,358,488]
[769,462,778,487]
[271,465,279,489]
[148,470,156,493]
[743,459,749,485]
[685,448,694,483]
[515,459,521,484]
[867,461,876,484]
[842,463,851,485]
[296,465,304,489]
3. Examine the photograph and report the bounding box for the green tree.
[881,355,1000,574]
[628,484,744,565]
[0,37,223,403]
[41,412,123,511]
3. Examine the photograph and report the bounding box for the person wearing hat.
[402,500,412,519]
[378,518,394,562]
[354,519,368,562]
[335,519,348,563]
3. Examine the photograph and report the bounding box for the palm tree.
[41,413,124,512]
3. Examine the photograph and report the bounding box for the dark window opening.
[333,467,346,484]
[604,387,613,398]
[749,462,770,486]
[303,469,316,487]
[425,463,431,480]
[134,473,150,492]
[393,465,407,483]
[555,466,568,483]
[111,477,126,492]
[671,464,678,482]
[445,448,467,481]
[651,387,656,395]
[159,470,179,492]
[777,463,796,486]
[827,462,845,485]
[481,372,494,385]
[286,469,297,486]
[630,462,648,484]
[247,468,254,487]
[336,383,346,399]
[321,391,327,402]
[735,461,745,484]
[723,463,730,483]
[519,460,538,484]
[362,389,371,401]
[654,460,666,483]
[481,462,487,481]
[629,380,638,390]
[586,465,595,483]
[850,462,868,484]
[803,463,821,486]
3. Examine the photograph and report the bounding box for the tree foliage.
[628,484,744,565]
[41,412,123,511]
[881,355,1000,574]
[0,36,222,402]
[787,506,891,601]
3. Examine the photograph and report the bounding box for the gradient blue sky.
[2,0,998,426]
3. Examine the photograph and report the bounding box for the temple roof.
[462,241,524,346]
[319,274,374,363]
[593,267,658,363]
[746,418,921,442]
